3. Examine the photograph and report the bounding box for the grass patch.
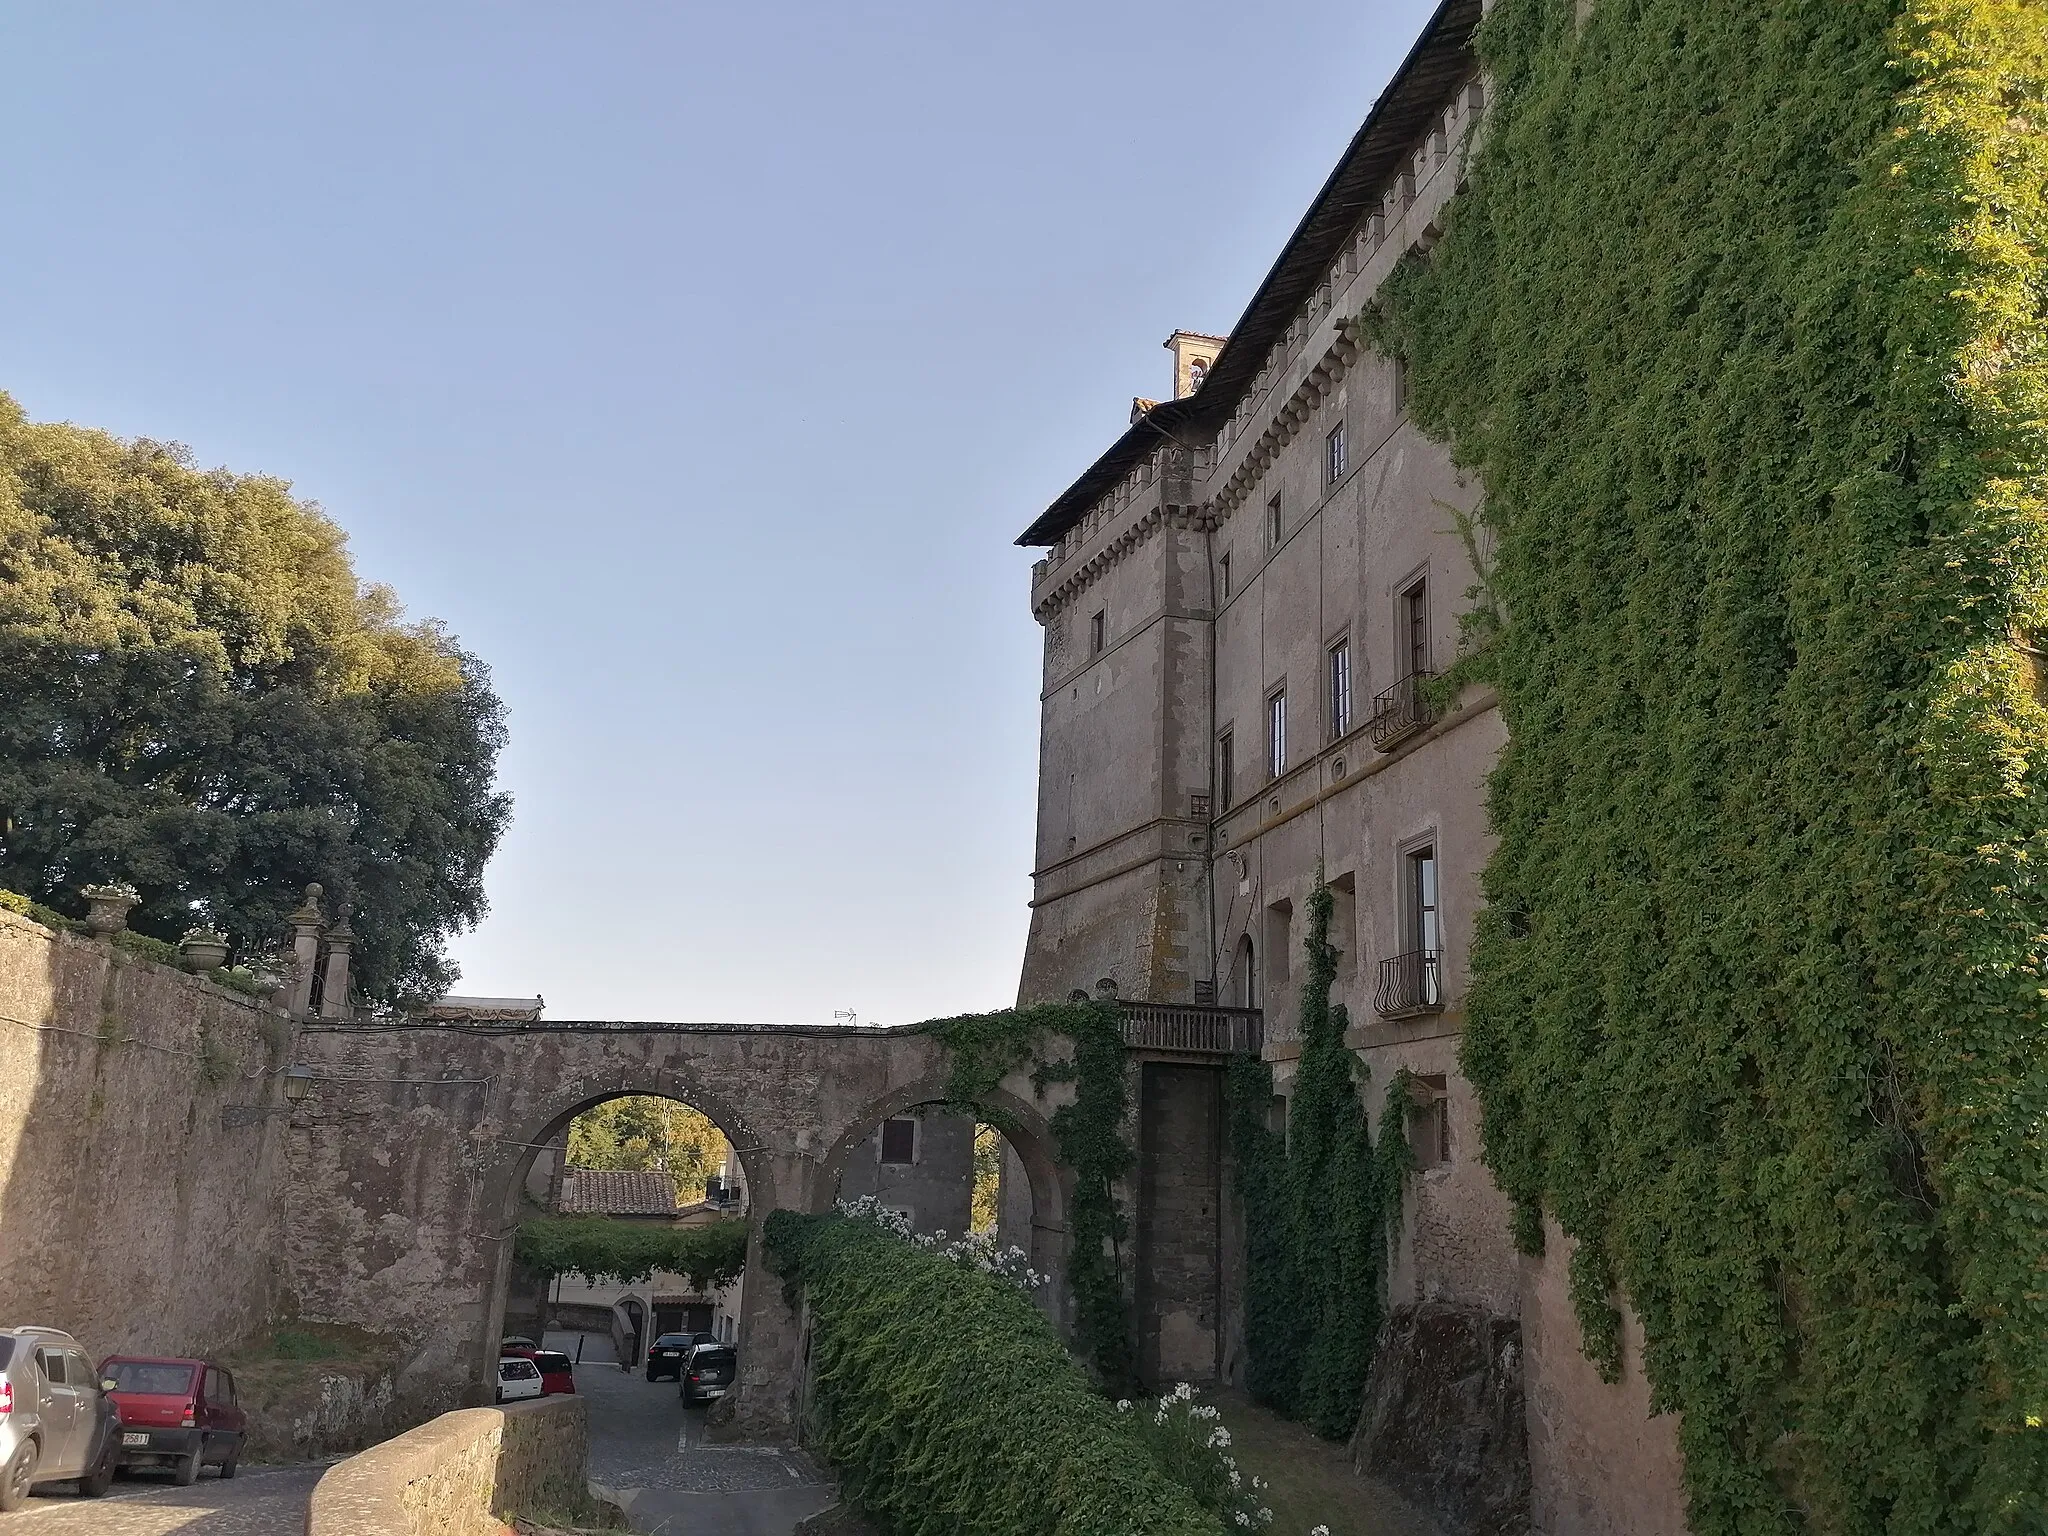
[1209,1390,1441,1536]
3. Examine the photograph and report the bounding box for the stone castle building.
[1013,2,1688,1530]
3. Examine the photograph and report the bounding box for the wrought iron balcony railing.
[1119,1003,1264,1056]
[1369,670,1437,751]
[1374,949,1443,1019]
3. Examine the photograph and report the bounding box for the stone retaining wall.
[306,1396,588,1536]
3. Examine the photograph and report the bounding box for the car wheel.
[217,1442,240,1480]
[174,1447,202,1487]
[0,1440,37,1512]
[644,1368,657,1381]
[79,1445,116,1498]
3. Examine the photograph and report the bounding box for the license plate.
[122,1432,149,1447]
[699,1387,724,1398]
[658,1351,677,1357]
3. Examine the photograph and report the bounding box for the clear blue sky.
[2,1,1439,1024]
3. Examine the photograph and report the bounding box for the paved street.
[0,1463,323,1535]
[552,1331,836,1536]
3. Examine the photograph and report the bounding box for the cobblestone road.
[0,1462,321,1535]
[557,1331,836,1536]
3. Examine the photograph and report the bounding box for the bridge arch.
[818,1075,1073,1327]
[484,1074,771,1395]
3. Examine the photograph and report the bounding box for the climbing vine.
[1226,879,1412,1439]
[513,1214,747,1289]
[1368,0,2048,1528]
[920,999,1138,1390]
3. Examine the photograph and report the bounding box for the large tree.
[0,393,509,1003]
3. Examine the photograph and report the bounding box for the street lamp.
[283,1064,316,1104]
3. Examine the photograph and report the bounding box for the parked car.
[0,1326,118,1511]
[499,1335,538,1352]
[679,1345,736,1406]
[521,1350,575,1396]
[644,1332,712,1382]
[495,1356,544,1404]
[99,1356,246,1485]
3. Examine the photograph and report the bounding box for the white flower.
[1234,1516,1250,1529]
[1207,1427,1231,1449]
[1229,1470,1242,1489]
[1309,1526,1329,1535]
[1116,1399,1132,1412]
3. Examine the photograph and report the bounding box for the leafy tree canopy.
[0,394,509,1002]
[516,1214,747,1289]
[566,1095,729,1201]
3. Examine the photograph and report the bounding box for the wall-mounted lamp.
[283,1064,316,1103]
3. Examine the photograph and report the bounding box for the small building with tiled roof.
[555,1168,680,1218]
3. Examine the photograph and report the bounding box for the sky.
[1,0,1440,1025]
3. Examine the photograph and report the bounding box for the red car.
[98,1357,246,1483]
[502,1346,575,1396]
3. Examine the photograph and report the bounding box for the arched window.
[1233,935,1259,1009]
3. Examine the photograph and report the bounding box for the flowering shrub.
[1120,1383,1272,1531]
[836,1195,1046,1289]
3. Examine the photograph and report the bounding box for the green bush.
[514,1215,746,1289]
[765,1210,1219,1536]
[1370,0,2048,1527]
[0,888,80,932]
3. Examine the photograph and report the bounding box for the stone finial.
[80,883,140,939]
[287,883,325,929]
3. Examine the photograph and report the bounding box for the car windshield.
[0,1340,12,1371]
[693,1349,735,1369]
[499,1360,538,1378]
[530,1353,572,1372]
[105,1361,198,1395]
[653,1334,693,1347]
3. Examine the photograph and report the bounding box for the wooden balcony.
[1119,1003,1264,1056]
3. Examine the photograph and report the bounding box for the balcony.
[1369,671,1437,752]
[1120,1003,1264,1056]
[1374,950,1443,1019]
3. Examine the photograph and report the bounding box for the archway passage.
[819,1081,1072,1332]
[506,1092,750,1382]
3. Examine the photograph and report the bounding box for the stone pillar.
[730,1149,826,1439]
[319,914,355,1022]
[287,885,324,1018]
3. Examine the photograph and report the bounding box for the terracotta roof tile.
[556,1168,679,1216]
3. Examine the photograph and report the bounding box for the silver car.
[0,1327,118,1511]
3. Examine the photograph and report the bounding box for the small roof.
[557,1168,680,1217]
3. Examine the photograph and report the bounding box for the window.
[1328,638,1353,737]
[1217,732,1234,811]
[36,1350,64,1385]
[1409,1075,1451,1167]
[1218,550,1232,602]
[879,1116,917,1166]
[1408,845,1440,955]
[1325,421,1348,485]
[1267,691,1287,779]
[1404,579,1429,677]
[1394,356,1409,415]
[1090,610,1106,656]
[1267,494,1283,549]
[1188,356,1208,391]
[1232,934,1259,1008]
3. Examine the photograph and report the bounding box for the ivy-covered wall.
[1371,0,2048,1529]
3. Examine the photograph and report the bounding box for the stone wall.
[0,907,293,1363]
[306,1396,589,1536]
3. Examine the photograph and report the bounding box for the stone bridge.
[284,1018,1080,1431]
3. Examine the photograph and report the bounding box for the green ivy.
[0,888,80,932]
[764,1210,1218,1536]
[1369,0,2048,1528]
[1226,880,1412,1439]
[513,1214,747,1290]
[919,1000,1138,1390]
